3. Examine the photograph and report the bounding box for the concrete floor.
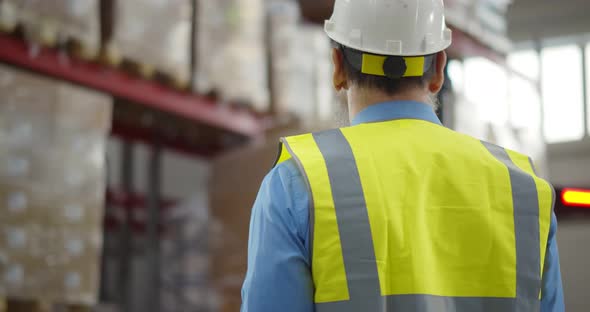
[556,218,590,312]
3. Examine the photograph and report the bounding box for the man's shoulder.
[271,158,304,181]
[263,158,311,240]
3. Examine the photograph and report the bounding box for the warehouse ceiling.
[507,0,590,43]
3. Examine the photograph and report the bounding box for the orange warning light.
[562,189,590,208]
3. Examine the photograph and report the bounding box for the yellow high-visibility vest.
[275,119,554,312]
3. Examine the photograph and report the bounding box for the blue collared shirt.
[241,101,564,312]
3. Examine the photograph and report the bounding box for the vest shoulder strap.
[273,131,323,168]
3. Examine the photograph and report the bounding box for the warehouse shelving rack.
[0,31,275,311]
[0,33,273,156]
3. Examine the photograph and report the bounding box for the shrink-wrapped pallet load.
[0,0,101,58]
[445,0,513,52]
[0,64,112,306]
[194,0,269,111]
[267,0,300,116]
[108,0,192,87]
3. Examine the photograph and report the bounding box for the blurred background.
[0,0,589,311]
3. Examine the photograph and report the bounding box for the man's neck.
[348,87,432,120]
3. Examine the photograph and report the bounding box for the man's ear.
[428,51,447,94]
[332,47,349,91]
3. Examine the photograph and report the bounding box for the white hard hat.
[325,0,452,57]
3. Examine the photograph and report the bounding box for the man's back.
[241,101,564,312]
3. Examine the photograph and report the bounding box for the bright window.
[541,45,585,143]
[447,59,464,93]
[508,50,540,81]
[509,75,541,130]
[464,57,509,125]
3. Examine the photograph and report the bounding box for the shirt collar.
[351,100,442,126]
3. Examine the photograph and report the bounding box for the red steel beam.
[0,33,267,139]
[111,122,221,158]
[105,189,178,234]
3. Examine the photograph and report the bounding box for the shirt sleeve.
[241,160,314,312]
[540,212,565,312]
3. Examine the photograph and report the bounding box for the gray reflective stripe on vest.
[318,294,524,312]
[482,142,542,311]
[308,130,542,312]
[313,130,383,311]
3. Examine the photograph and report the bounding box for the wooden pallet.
[0,298,93,312]
[102,42,190,91]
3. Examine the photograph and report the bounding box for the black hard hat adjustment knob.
[382,57,407,79]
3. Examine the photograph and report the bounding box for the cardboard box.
[268,1,300,116]
[0,224,103,305]
[0,65,111,305]
[0,181,104,227]
[208,120,304,312]
[194,0,269,111]
[0,0,101,57]
[110,0,192,83]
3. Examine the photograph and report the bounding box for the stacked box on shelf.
[476,0,512,52]
[290,24,337,127]
[479,0,512,14]
[0,0,101,59]
[194,0,269,112]
[445,0,513,53]
[475,0,511,35]
[0,64,112,305]
[443,0,473,31]
[267,1,337,126]
[268,0,300,116]
[108,0,192,87]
